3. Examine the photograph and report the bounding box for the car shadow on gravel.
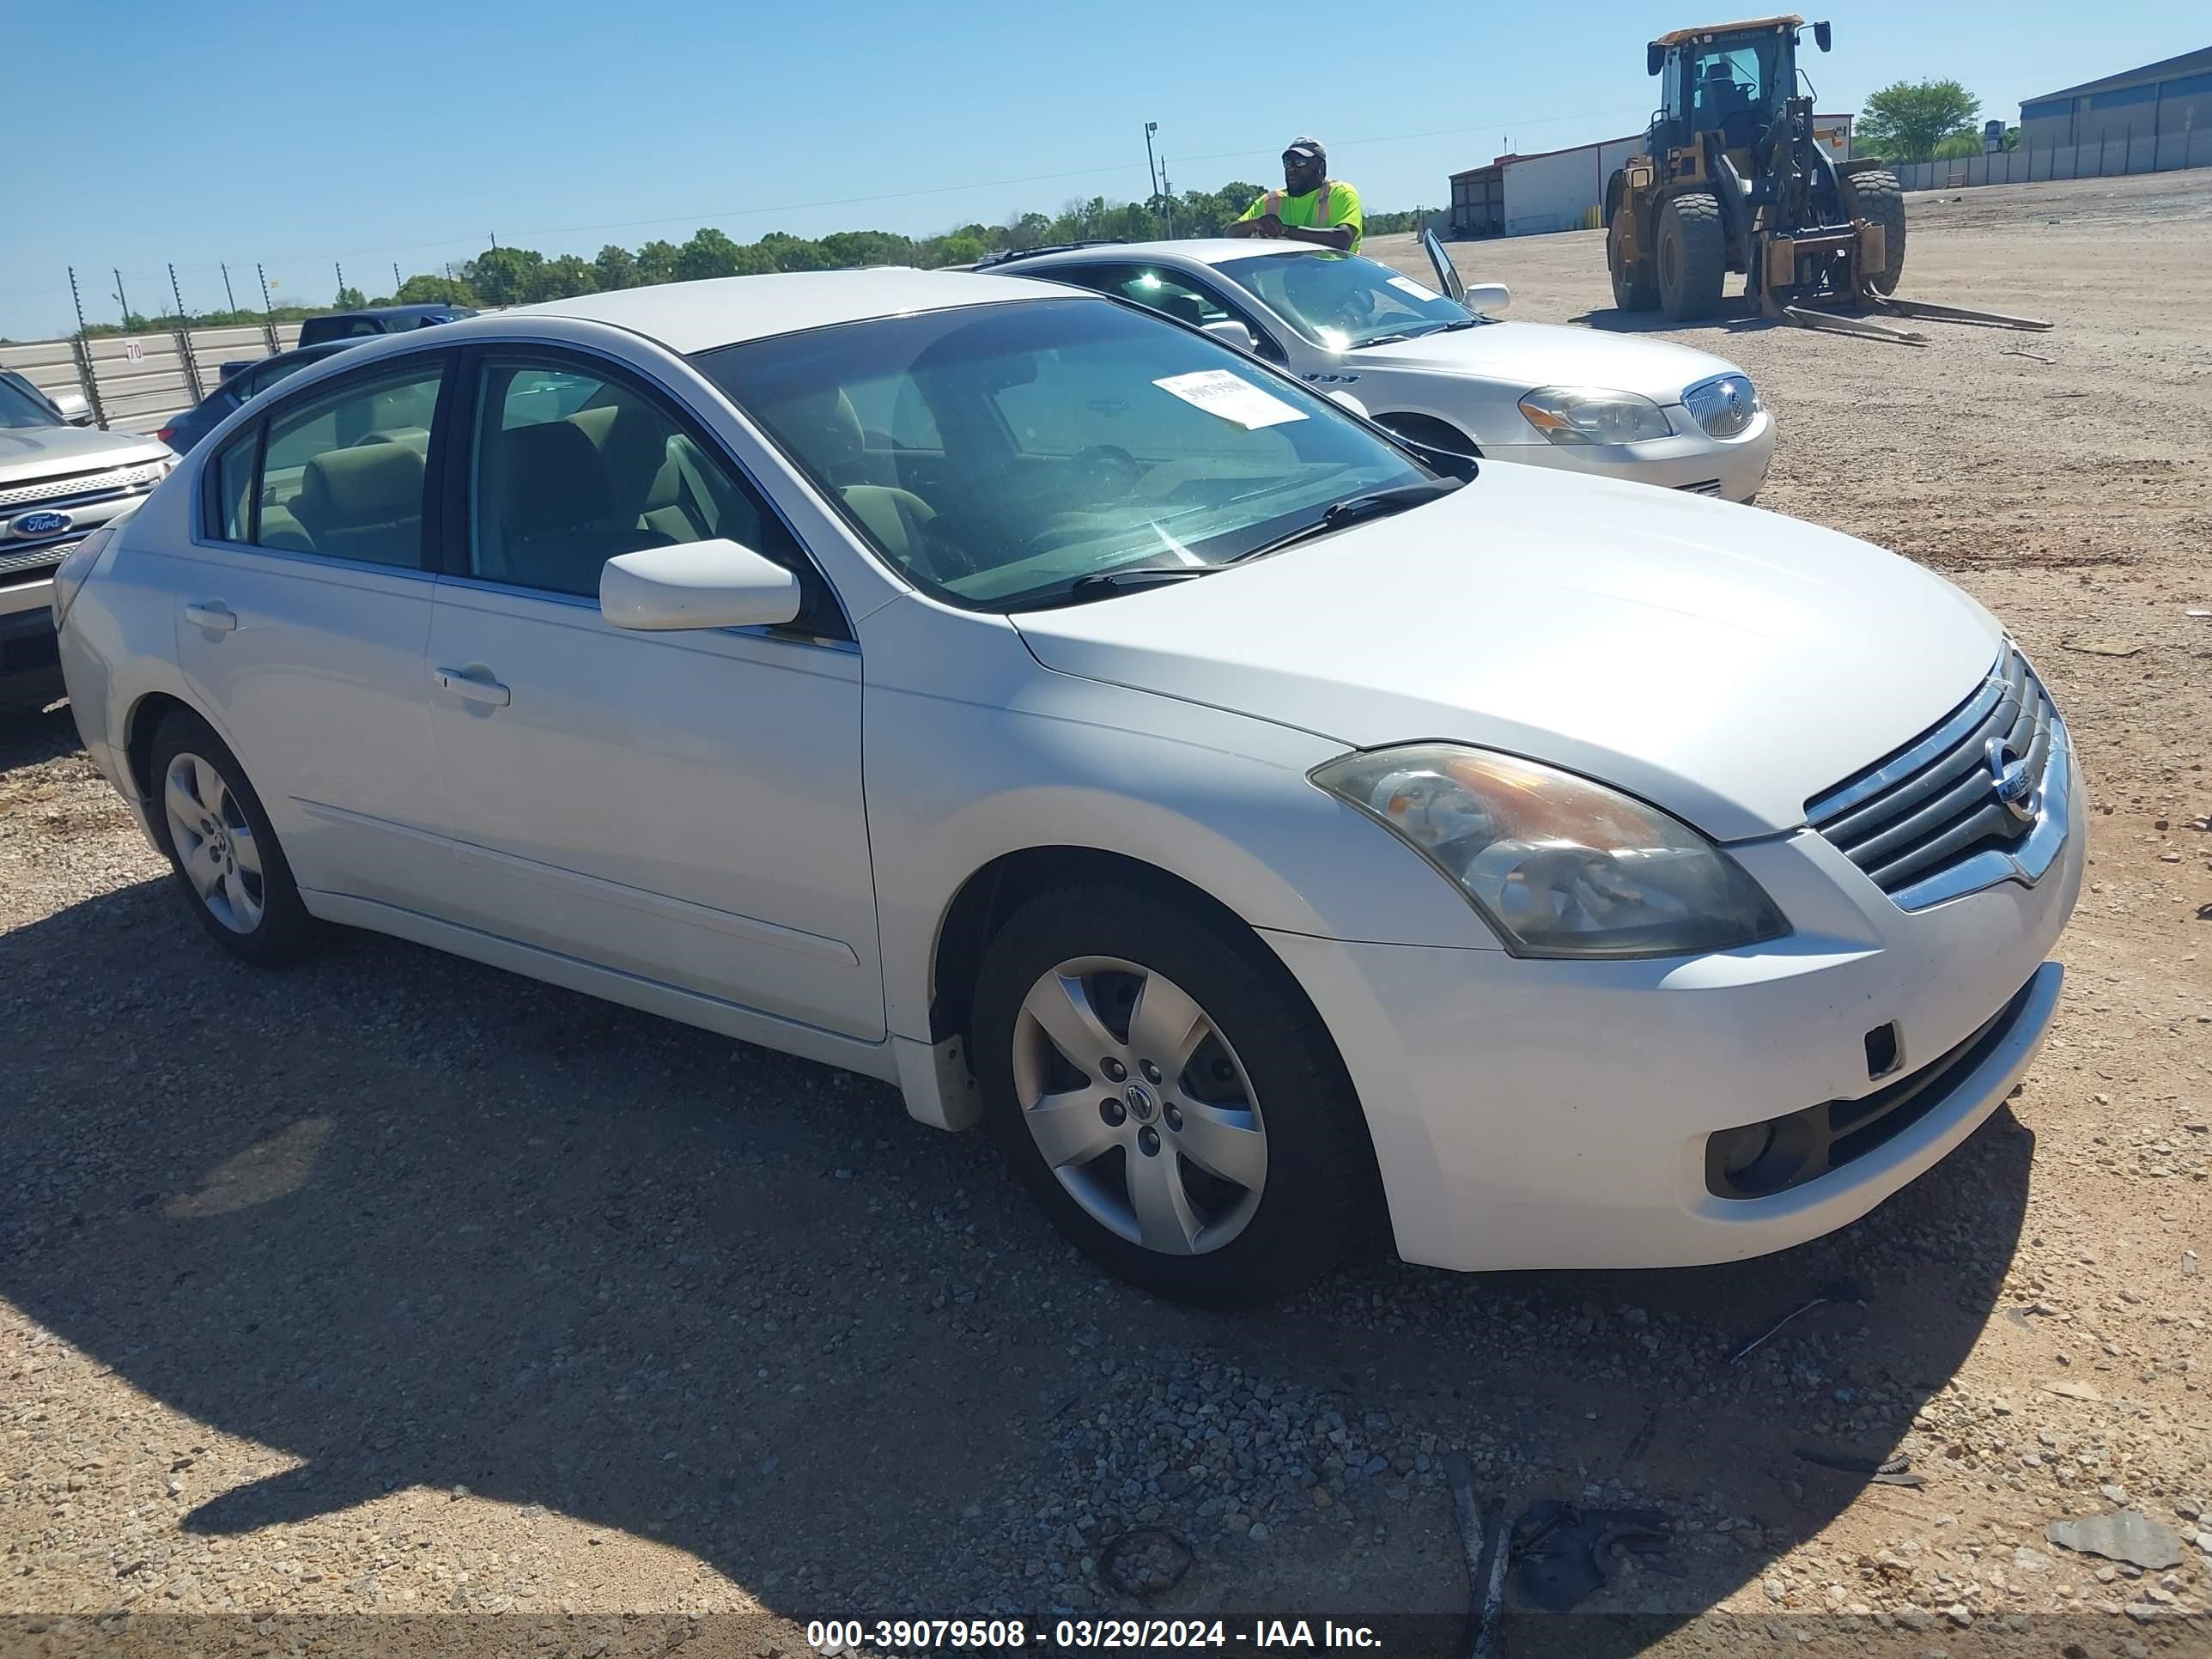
[1570,301,1785,342]
[0,876,2033,1653]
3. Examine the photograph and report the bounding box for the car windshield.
[0,378,59,429]
[694,298,1431,611]
[1217,251,1489,349]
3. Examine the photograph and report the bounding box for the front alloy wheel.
[1012,957,1267,1256]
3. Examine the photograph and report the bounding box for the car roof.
[505,266,1080,354]
[318,303,472,322]
[989,239,1316,273]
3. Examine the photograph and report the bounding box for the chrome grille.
[1675,479,1723,496]
[0,545,72,580]
[1808,646,2057,909]
[0,460,166,513]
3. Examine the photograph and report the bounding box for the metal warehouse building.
[2020,46,2212,151]
[1449,117,1852,239]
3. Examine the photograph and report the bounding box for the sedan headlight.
[1682,374,1760,439]
[1311,744,1788,958]
[1516,386,1672,447]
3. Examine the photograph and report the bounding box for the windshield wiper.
[1020,563,1220,607]
[1231,478,1466,562]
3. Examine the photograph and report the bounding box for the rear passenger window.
[255,362,445,567]
[467,359,799,600]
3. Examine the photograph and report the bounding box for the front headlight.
[1311,744,1788,958]
[1682,374,1760,439]
[1516,386,1672,447]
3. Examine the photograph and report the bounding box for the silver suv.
[1,377,173,709]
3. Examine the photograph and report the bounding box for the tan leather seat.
[840,484,938,570]
[290,443,425,566]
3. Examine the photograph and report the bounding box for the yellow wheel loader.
[1604,16,2051,346]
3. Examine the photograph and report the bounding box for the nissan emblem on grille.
[1986,733,2039,823]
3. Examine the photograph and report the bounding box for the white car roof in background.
[1003,240,1316,271]
[505,266,1079,355]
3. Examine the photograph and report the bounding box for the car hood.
[0,423,172,486]
[1010,466,2002,842]
[1351,319,1745,404]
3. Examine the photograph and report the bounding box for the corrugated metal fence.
[0,321,303,435]
[1893,128,2212,193]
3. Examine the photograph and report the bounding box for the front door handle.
[184,602,237,633]
[434,666,512,708]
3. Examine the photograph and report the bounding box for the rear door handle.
[434,666,512,708]
[184,602,237,633]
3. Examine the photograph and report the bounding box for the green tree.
[921,233,988,268]
[335,285,368,309]
[1856,78,1980,163]
[592,244,639,289]
[465,246,544,307]
[528,254,599,301]
[820,229,915,267]
[757,231,832,272]
[635,240,682,284]
[393,274,481,307]
[675,228,747,281]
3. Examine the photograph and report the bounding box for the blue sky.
[5,1,2198,338]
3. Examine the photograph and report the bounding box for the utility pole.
[1143,122,1163,229]
[257,262,278,353]
[220,262,238,313]
[112,269,132,327]
[1160,156,1175,237]
[489,231,499,252]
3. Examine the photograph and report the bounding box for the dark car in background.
[156,339,363,455]
[295,302,477,349]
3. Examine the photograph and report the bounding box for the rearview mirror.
[600,538,803,631]
[1814,20,1831,52]
[1463,282,1510,313]
[1646,41,1664,76]
[1203,318,1257,351]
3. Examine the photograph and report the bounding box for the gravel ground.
[5,169,2211,1658]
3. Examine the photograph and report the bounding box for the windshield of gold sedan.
[1218,252,1489,349]
[694,299,1429,610]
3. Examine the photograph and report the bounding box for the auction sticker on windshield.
[1385,275,1437,300]
[1152,370,1308,431]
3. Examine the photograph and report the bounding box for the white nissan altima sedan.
[54,268,2079,1307]
[984,232,1773,502]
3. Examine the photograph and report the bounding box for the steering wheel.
[920,514,978,580]
[1070,444,1143,502]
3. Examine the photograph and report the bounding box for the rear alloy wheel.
[149,711,319,964]
[974,885,1372,1307]
[1656,191,1728,322]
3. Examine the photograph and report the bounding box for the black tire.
[1656,191,1728,322]
[148,709,321,965]
[1840,167,1907,296]
[1607,200,1659,312]
[972,884,1374,1308]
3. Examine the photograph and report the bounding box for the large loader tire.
[1656,191,1728,322]
[1607,204,1658,312]
[1840,167,1907,295]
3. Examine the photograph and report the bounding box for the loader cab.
[1647,16,1826,159]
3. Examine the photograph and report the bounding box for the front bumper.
[0,576,62,704]
[1483,406,1775,503]
[1261,740,2083,1274]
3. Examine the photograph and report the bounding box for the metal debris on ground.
[2045,1510,2185,1571]
[1729,1277,1869,1363]
[1444,1453,1510,1659]
[1097,1528,1191,1598]
[2002,348,2057,363]
[1512,1499,1673,1613]
[1794,1448,1926,1488]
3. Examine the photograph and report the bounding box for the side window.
[466,358,816,611]
[251,360,445,565]
[210,427,259,543]
[1073,264,1279,360]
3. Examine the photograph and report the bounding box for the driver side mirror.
[1463,283,1510,313]
[1647,41,1664,76]
[1814,20,1831,51]
[1202,318,1257,352]
[600,538,803,631]
[52,389,92,426]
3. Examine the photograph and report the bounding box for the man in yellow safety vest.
[1228,137,1364,253]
